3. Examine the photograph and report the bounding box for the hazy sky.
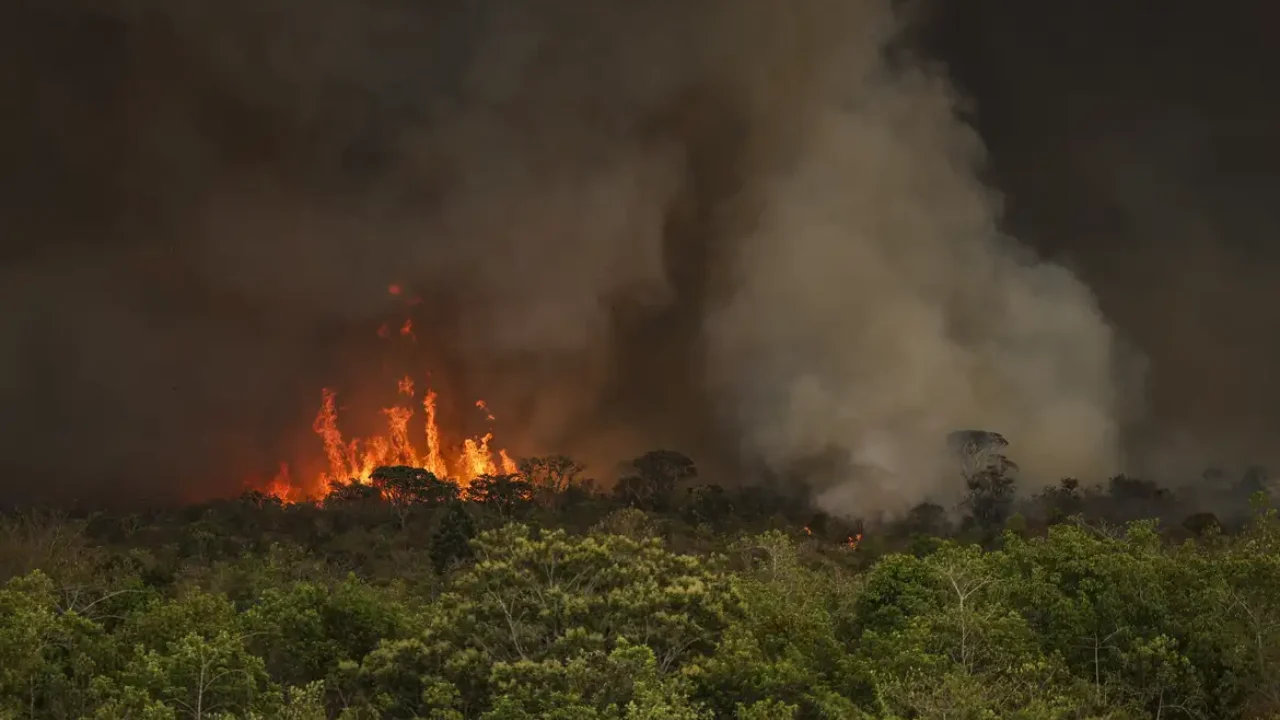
[0,0,1276,507]
[927,0,1280,477]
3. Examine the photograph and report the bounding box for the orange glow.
[267,378,514,501]
[265,463,296,502]
[847,533,863,550]
[802,526,813,536]
[261,288,518,502]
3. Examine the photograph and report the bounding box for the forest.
[1,439,1279,720]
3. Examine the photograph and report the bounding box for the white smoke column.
[705,16,1124,514]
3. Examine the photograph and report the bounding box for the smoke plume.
[0,0,1127,510]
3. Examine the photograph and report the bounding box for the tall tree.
[948,430,1018,533]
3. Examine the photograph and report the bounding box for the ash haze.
[0,0,1273,511]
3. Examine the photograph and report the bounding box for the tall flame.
[274,378,516,500]
[263,285,516,501]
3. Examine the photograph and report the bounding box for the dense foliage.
[1,450,1278,719]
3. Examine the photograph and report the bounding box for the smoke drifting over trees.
[2,0,1271,511]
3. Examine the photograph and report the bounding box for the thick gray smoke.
[0,0,1127,509]
[699,26,1124,514]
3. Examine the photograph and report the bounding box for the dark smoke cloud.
[0,0,1149,510]
[926,0,1280,487]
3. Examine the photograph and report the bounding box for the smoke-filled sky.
[1,0,1276,510]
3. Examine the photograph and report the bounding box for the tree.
[324,479,381,505]
[430,502,477,575]
[1038,477,1086,524]
[370,466,459,508]
[357,525,737,717]
[242,577,410,688]
[482,642,709,719]
[948,430,1018,533]
[370,466,459,529]
[615,451,697,512]
[444,525,735,670]
[518,455,587,509]
[901,502,950,537]
[682,484,733,530]
[0,571,59,718]
[115,590,277,719]
[698,532,864,718]
[1181,511,1220,536]
[855,543,1084,718]
[467,474,534,519]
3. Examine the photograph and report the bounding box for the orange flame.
[265,463,296,502]
[263,289,517,502]
[269,377,514,500]
[802,526,813,536]
[847,533,863,550]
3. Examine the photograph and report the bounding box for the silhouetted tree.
[614,450,697,512]
[430,501,476,575]
[369,466,458,530]
[1107,475,1170,503]
[902,502,950,537]
[237,490,282,511]
[324,479,381,505]
[1182,511,1221,536]
[370,466,458,507]
[467,474,534,519]
[1038,477,1085,524]
[518,455,587,509]
[948,430,1019,533]
[682,484,733,529]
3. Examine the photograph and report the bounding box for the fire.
[271,380,517,500]
[847,533,863,550]
[802,526,813,536]
[266,463,297,502]
[261,284,519,501]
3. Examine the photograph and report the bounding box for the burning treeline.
[267,382,517,502]
[266,285,518,502]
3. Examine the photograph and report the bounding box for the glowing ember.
[847,533,863,550]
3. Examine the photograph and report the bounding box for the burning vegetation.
[264,285,518,502]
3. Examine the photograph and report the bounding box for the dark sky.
[1,0,1277,505]
[928,0,1280,474]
